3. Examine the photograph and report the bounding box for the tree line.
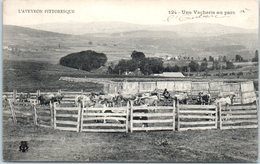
[59,50,258,74]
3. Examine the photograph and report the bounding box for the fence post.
[50,102,54,128]
[215,105,218,129]
[80,101,85,132]
[33,104,38,125]
[80,104,84,132]
[37,90,41,104]
[126,101,129,133]
[53,102,57,129]
[177,100,180,131]
[219,103,222,129]
[130,101,133,133]
[13,89,17,103]
[8,100,17,125]
[77,105,81,132]
[138,82,140,93]
[173,99,175,131]
[240,83,243,104]
[256,98,259,125]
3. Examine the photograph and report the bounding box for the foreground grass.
[3,119,258,162]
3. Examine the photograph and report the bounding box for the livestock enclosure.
[3,89,258,133]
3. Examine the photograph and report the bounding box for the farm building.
[58,76,257,104]
[104,80,257,104]
[153,72,185,78]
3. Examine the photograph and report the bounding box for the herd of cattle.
[2,90,238,126]
[3,89,236,108]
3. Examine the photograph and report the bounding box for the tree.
[209,56,214,61]
[131,50,145,61]
[140,58,163,75]
[188,61,200,72]
[223,56,227,62]
[59,50,107,71]
[212,60,220,70]
[164,64,180,72]
[235,54,243,62]
[181,66,188,72]
[252,50,258,62]
[113,59,139,74]
[226,61,235,69]
[200,61,208,72]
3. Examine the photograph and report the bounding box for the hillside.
[3,24,258,64]
[26,22,257,36]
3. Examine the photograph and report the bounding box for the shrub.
[60,50,107,71]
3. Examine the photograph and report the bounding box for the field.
[3,119,258,162]
[3,60,258,92]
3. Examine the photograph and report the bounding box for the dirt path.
[3,121,258,162]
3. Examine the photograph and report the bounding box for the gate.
[177,102,218,131]
[130,102,175,132]
[81,104,129,132]
[219,104,258,129]
[53,103,81,132]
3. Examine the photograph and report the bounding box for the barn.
[153,72,185,78]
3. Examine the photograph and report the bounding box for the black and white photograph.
[2,0,259,162]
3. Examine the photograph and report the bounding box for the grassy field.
[3,119,258,162]
[3,60,258,92]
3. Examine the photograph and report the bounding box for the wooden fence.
[80,103,129,132]
[33,103,53,128]
[130,102,175,132]
[177,103,218,131]
[4,98,258,133]
[53,103,81,132]
[219,104,258,130]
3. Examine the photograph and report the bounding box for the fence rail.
[80,103,129,133]
[220,104,258,130]
[53,103,81,132]
[177,102,218,131]
[130,101,175,132]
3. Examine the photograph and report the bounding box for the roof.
[153,72,185,78]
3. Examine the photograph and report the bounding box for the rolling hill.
[26,21,257,37]
[3,23,258,63]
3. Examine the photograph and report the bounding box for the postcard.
[2,0,258,162]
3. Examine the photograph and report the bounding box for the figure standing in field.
[163,89,170,99]
[163,88,171,105]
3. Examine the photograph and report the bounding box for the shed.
[153,72,185,78]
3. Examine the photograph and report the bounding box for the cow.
[38,93,64,105]
[215,93,236,106]
[18,92,31,102]
[173,92,189,104]
[75,95,95,107]
[2,95,8,109]
[38,94,55,105]
[197,92,211,105]
[214,94,236,121]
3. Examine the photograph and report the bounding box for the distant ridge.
[22,22,257,36]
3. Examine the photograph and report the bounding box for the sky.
[3,0,258,29]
